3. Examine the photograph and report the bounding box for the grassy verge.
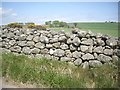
[1,53,118,88]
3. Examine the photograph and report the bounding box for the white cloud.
[11,13,17,16]
[0,7,2,17]
[1,7,17,18]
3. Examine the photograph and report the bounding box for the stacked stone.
[1,27,119,68]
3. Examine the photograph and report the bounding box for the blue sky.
[1,2,118,25]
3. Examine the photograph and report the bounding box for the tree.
[73,23,77,28]
[52,20,60,27]
[45,21,51,25]
[59,21,68,27]
[25,22,35,26]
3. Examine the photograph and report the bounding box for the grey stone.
[82,53,94,60]
[52,56,59,61]
[77,30,87,37]
[65,50,72,58]
[44,54,52,60]
[96,33,103,38]
[80,45,89,52]
[10,46,21,53]
[112,55,118,61]
[53,42,60,48]
[47,33,52,38]
[46,44,53,49]
[70,44,77,51]
[105,46,111,49]
[78,47,81,51]
[9,40,16,46]
[81,38,87,41]
[114,49,120,57]
[40,35,49,43]
[74,58,82,66]
[7,33,14,39]
[93,46,103,53]
[14,36,19,40]
[50,38,58,43]
[72,51,81,58]
[58,36,67,42]
[18,34,26,40]
[95,38,105,46]
[86,34,90,38]
[94,53,98,59]
[98,54,112,63]
[14,30,20,36]
[53,49,65,57]
[87,30,95,37]
[35,54,44,59]
[72,37,81,46]
[60,43,69,50]
[60,57,71,62]
[0,37,2,42]
[40,48,49,54]
[67,38,72,44]
[35,42,45,49]
[81,39,93,45]
[104,49,113,55]
[70,34,77,40]
[53,35,59,38]
[26,41,35,47]
[88,45,93,53]
[81,61,89,69]
[72,28,79,34]
[26,35,33,41]
[89,60,102,67]
[106,39,118,47]
[31,48,40,54]
[17,41,26,47]
[33,36,40,42]
[22,47,31,54]
[49,49,55,55]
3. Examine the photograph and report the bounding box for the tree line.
[5,21,78,29]
[45,20,77,28]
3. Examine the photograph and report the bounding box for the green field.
[50,22,118,37]
[76,22,118,37]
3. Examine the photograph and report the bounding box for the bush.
[26,23,36,29]
[7,23,23,28]
[26,24,46,30]
[35,25,46,30]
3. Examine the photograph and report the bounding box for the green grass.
[50,22,118,37]
[1,53,118,88]
[49,27,73,33]
[76,22,118,37]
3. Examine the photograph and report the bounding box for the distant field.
[75,22,118,37]
[50,22,118,37]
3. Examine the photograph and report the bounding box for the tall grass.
[1,53,118,88]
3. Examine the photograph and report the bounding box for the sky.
[1,2,118,25]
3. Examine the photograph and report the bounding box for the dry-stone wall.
[1,27,120,68]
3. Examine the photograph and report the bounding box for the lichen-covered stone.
[82,53,94,60]
[98,54,112,63]
[53,49,65,57]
